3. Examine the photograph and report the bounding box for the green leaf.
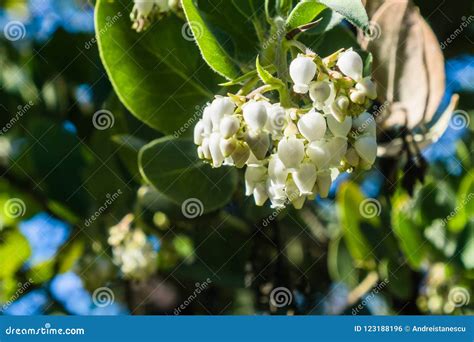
[337,182,379,267]
[255,56,285,87]
[138,136,237,213]
[0,231,30,279]
[181,0,240,80]
[96,0,221,133]
[448,173,474,233]
[58,239,85,274]
[318,0,369,29]
[379,259,413,300]
[286,1,326,31]
[391,191,428,269]
[328,236,358,288]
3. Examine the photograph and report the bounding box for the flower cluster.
[194,49,377,209]
[108,214,157,280]
[130,0,180,32]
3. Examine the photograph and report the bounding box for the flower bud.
[329,96,349,122]
[327,114,352,137]
[306,140,331,170]
[202,106,213,134]
[292,162,317,195]
[201,137,211,159]
[219,116,240,138]
[245,130,270,160]
[209,132,225,167]
[297,109,327,142]
[337,50,363,81]
[231,143,250,168]
[243,101,268,131]
[354,136,377,165]
[193,121,204,145]
[349,90,366,105]
[210,97,235,128]
[356,77,377,100]
[316,171,331,198]
[290,56,317,94]
[277,136,305,170]
[220,138,236,157]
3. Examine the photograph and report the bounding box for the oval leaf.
[139,136,237,213]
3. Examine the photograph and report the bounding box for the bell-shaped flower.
[356,77,377,100]
[337,50,363,81]
[231,142,250,168]
[130,0,156,32]
[316,171,332,198]
[354,135,377,165]
[290,56,317,94]
[267,181,287,209]
[285,178,304,209]
[210,97,235,128]
[277,136,305,170]
[309,81,331,104]
[297,109,327,142]
[268,154,289,186]
[201,137,211,160]
[329,95,349,122]
[349,90,366,105]
[202,105,213,134]
[245,165,267,196]
[209,132,225,167]
[266,103,286,135]
[292,162,317,195]
[352,112,376,137]
[253,183,268,206]
[307,140,331,170]
[193,121,204,145]
[243,101,268,131]
[219,116,240,138]
[327,137,348,166]
[327,114,352,137]
[245,130,270,160]
[220,137,236,157]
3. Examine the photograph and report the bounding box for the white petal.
[316,172,332,198]
[209,132,224,167]
[306,140,331,170]
[231,143,250,168]
[277,136,305,170]
[352,112,376,137]
[193,121,204,145]
[290,56,317,94]
[345,147,360,167]
[219,115,240,138]
[327,137,348,166]
[202,106,213,134]
[210,97,235,128]
[292,162,317,195]
[243,101,268,131]
[354,136,377,165]
[201,137,211,159]
[356,77,377,100]
[268,155,288,185]
[266,103,286,134]
[327,114,352,137]
[220,138,236,157]
[297,109,327,142]
[253,183,268,206]
[309,81,331,104]
[349,90,366,105]
[337,50,363,81]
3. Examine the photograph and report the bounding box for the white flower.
[327,137,348,166]
[210,97,235,128]
[337,50,363,81]
[285,178,305,209]
[354,136,377,165]
[292,162,317,195]
[130,0,156,32]
[316,171,332,198]
[290,56,317,94]
[220,138,236,157]
[297,109,327,142]
[193,121,204,145]
[245,165,267,196]
[326,114,352,137]
[209,132,225,167]
[329,95,349,122]
[245,130,270,160]
[219,116,240,138]
[268,154,289,185]
[352,112,376,137]
[253,183,268,206]
[277,136,305,170]
[306,140,331,170]
[243,100,268,131]
[356,77,377,100]
[267,181,287,208]
[202,105,213,135]
[349,90,366,105]
[201,138,211,159]
[309,80,331,104]
[266,103,286,135]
